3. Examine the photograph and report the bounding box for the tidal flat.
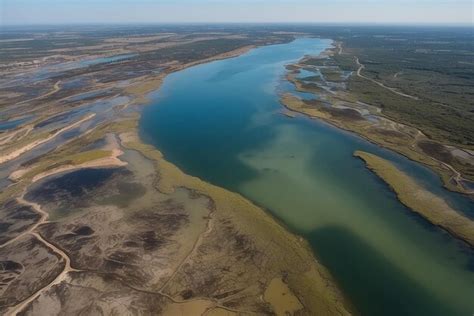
[1,25,473,316]
[140,37,474,316]
[6,127,351,315]
[0,26,354,315]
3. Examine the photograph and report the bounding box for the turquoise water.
[140,38,474,316]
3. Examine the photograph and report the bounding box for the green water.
[140,38,474,315]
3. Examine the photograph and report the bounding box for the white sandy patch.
[0,113,95,165]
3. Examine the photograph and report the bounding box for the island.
[355,150,474,247]
[1,24,473,316]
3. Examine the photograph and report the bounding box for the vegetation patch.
[355,150,474,247]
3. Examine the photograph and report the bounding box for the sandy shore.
[4,41,354,316]
[283,54,474,195]
[121,131,354,315]
[30,148,126,184]
[124,45,256,106]
[0,113,95,165]
[355,150,474,247]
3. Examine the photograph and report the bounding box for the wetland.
[1,25,473,316]
[0,26,353,315]
[141,37,474,316]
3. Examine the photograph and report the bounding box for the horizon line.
[1,21,473,27]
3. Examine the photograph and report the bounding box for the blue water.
[32,54,137,81]
[65,90,107,102]
[0,116,34,131]
[78,54,137,67]
[140,38,474,316]
[279,80,316,100]
[297,68,321,80]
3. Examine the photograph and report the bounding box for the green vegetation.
[289,27,474,187]
[319,67,345,82]
[329,29,474,147]
[122,130,353,316]
[20,150,112,180]
[339,59,474,147]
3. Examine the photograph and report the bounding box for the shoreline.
[0,113,96,165]
[279,93,452,188]
[124,45,257,105]
[281,93,474,199]
[121,130,354,315]
[281,43,474,196]
[355,150,474,247]
[4,40,355,315]
[29,148,126,184]
[127,42,354,314]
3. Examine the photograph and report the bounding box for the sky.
[0,0,473,25]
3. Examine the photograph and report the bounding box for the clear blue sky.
[1,0,473,25]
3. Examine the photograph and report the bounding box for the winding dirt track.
[6,232,81,316]
[355,58,468,115]
[351,56,473,194]
[1,150,234,315]
[0,196,48,249]
[15,80,62,107]
[3,194,80,316]
[0,45,266,315]
[2,148,123,315]
[355,57,419,100]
